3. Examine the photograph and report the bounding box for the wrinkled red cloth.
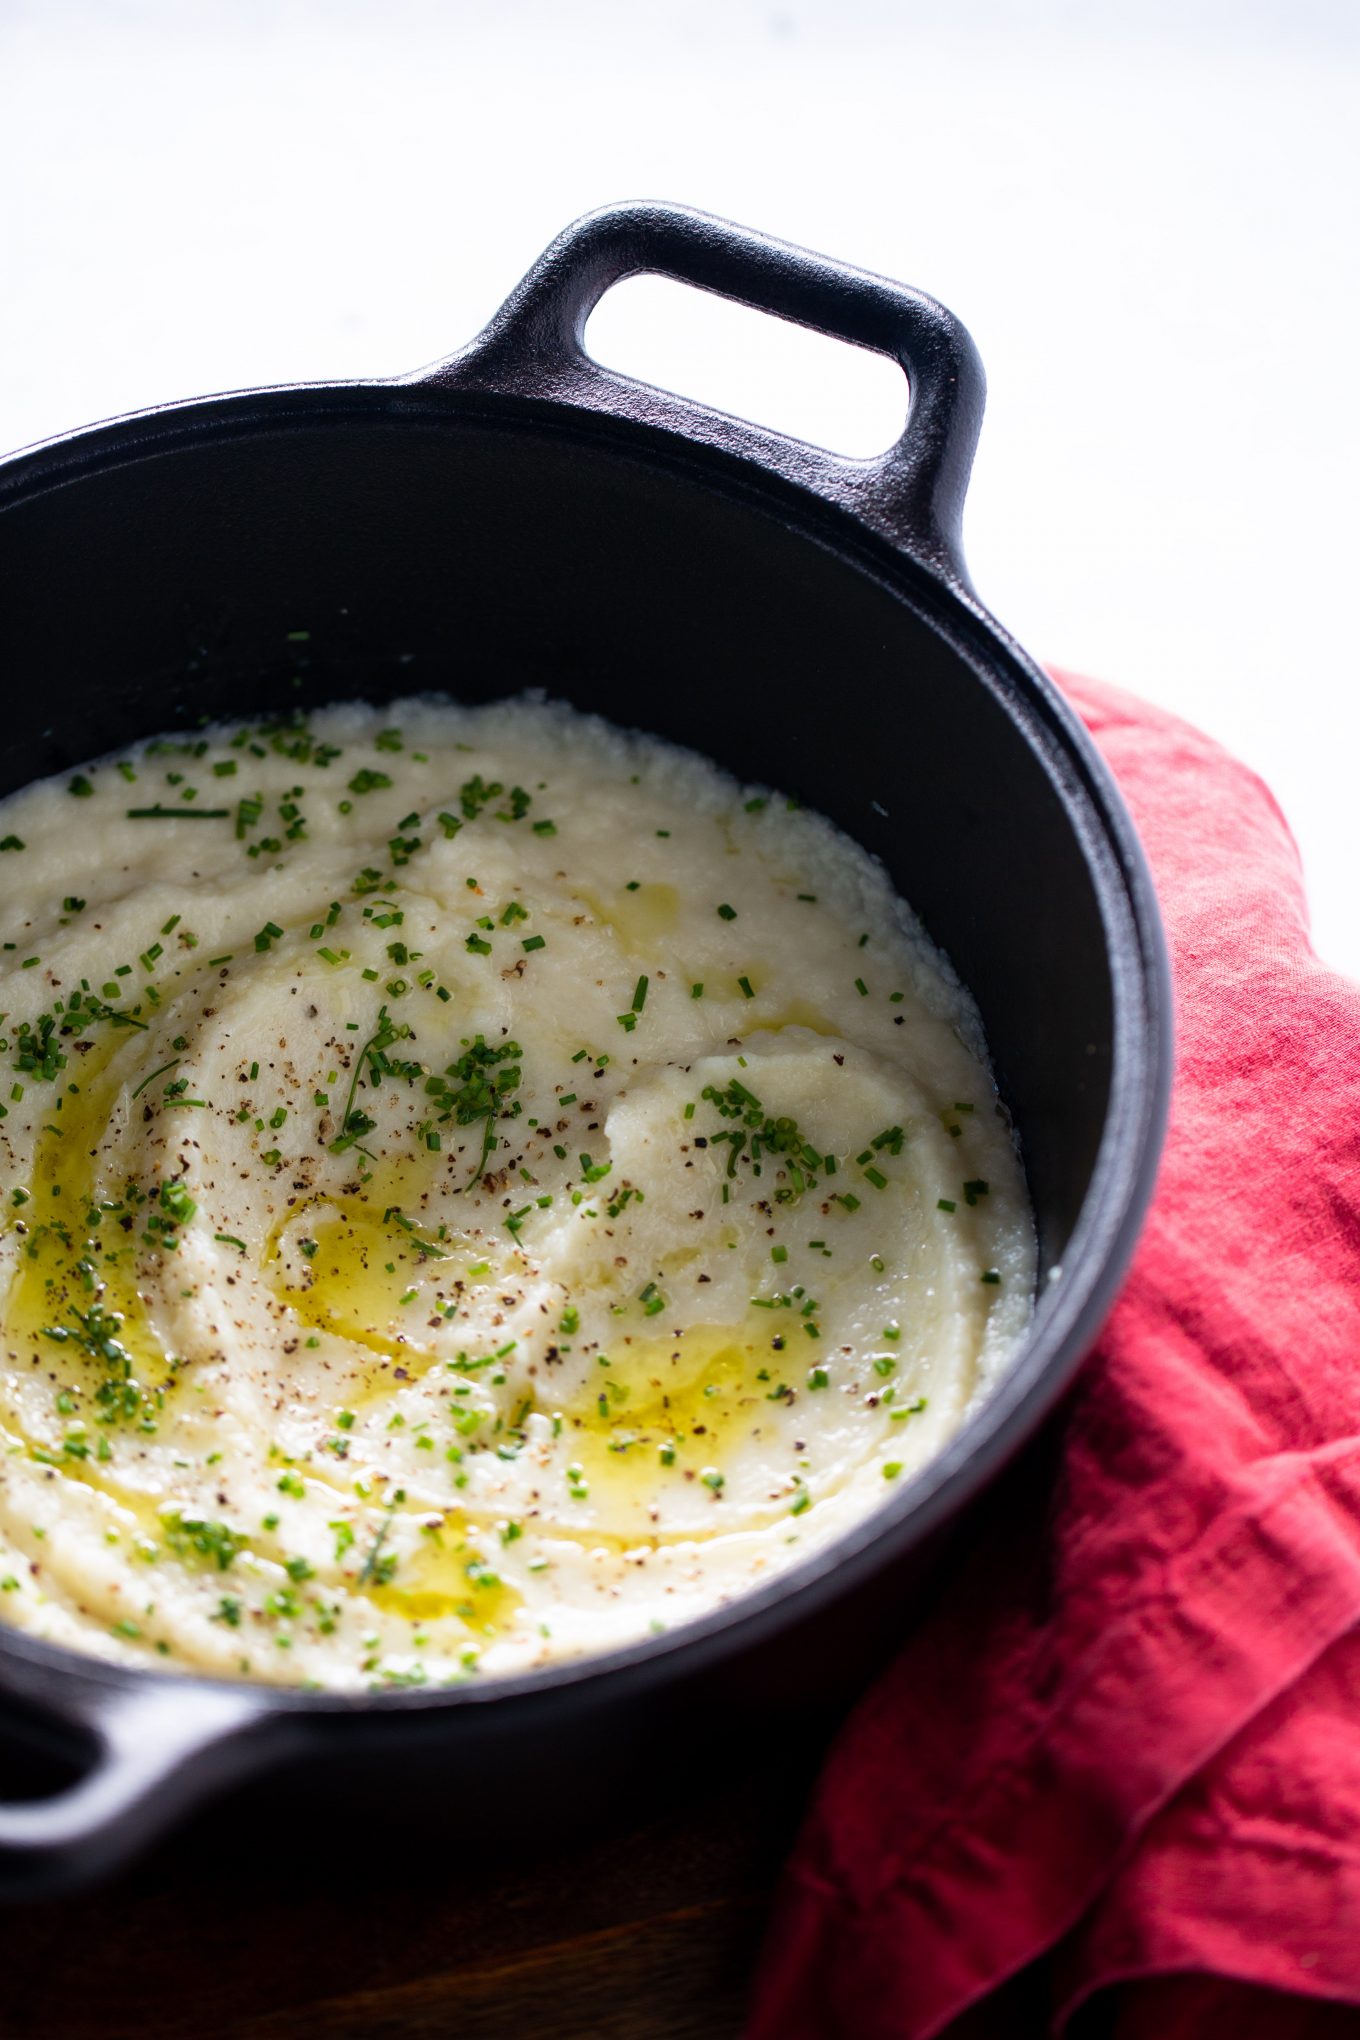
[749,672,1360,2039]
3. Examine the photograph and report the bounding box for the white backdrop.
[3,0,1357,972]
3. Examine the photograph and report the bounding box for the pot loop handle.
[411,201,986,585]
[0,1666,265,1896]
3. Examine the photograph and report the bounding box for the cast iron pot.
[0,202,1171,1895]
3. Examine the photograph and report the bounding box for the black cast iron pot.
[0,202,1171,1895]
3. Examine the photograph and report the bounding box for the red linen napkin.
[748,672,1360,2039]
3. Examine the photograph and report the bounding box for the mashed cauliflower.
[0,696,1033,1689]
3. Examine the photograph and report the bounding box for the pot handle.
[411,201,985,583]
[0,1665,267,1896]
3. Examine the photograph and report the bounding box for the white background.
[3,0,1356,973]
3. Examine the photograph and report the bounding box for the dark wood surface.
[0,1738,812,2040]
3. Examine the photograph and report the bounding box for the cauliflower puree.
[0,696,1033,1690]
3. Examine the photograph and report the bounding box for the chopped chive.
[130,1058,180,1100]
[126,807,229,820]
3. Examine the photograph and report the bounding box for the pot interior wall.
[0,405,1113,1271]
